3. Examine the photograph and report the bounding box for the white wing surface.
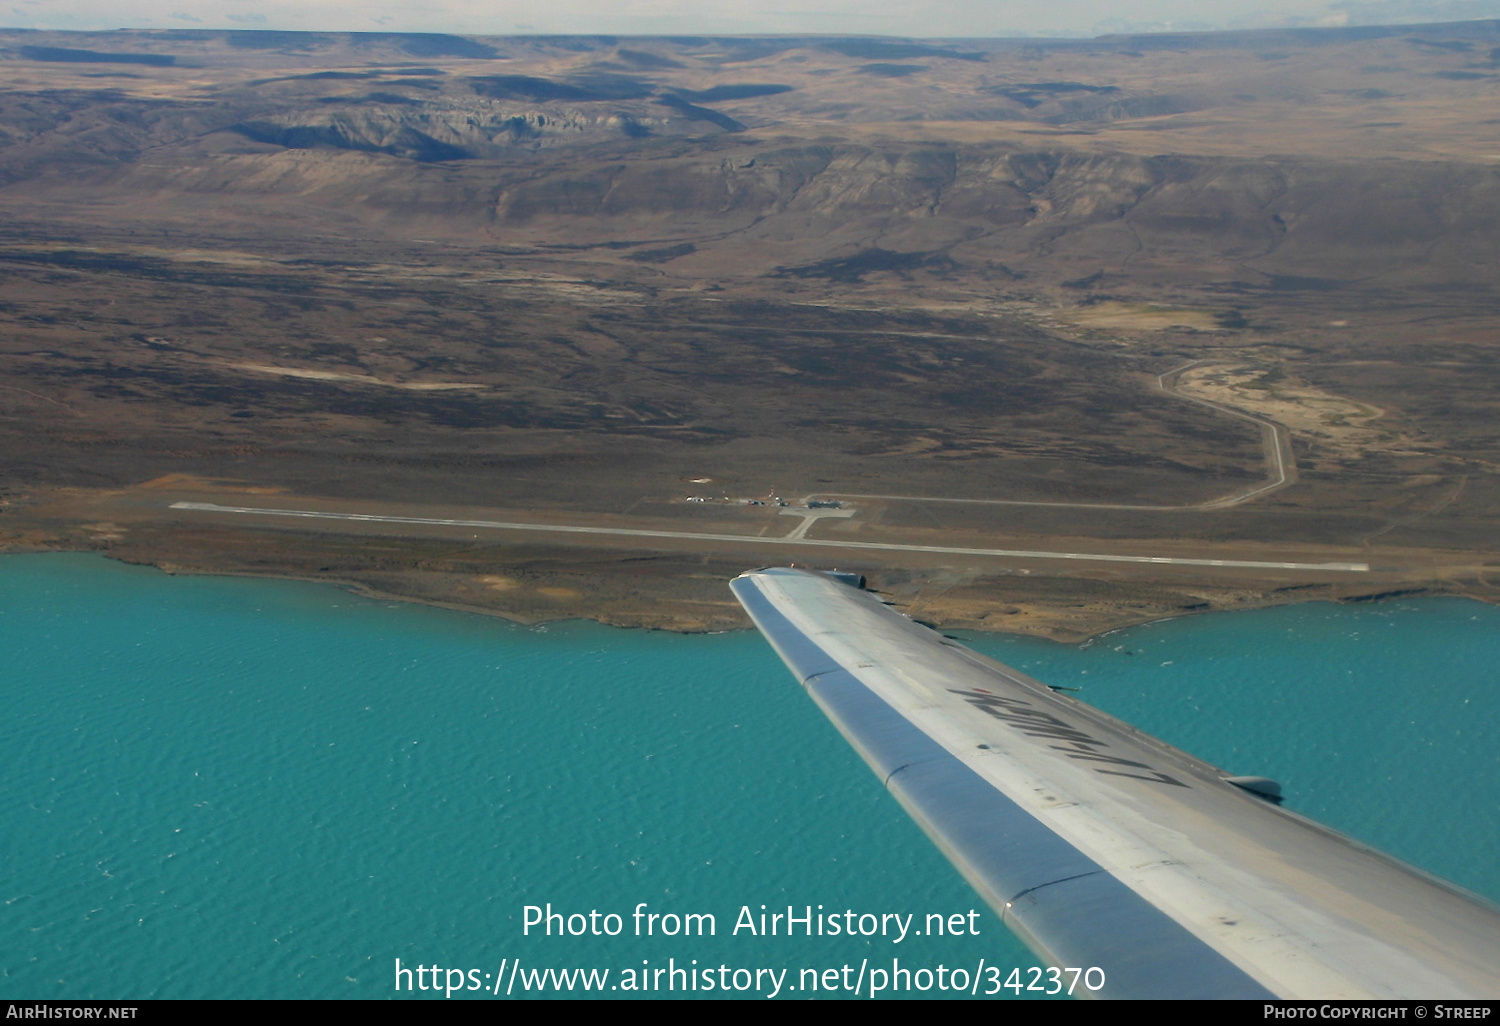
[730,567,1500,999]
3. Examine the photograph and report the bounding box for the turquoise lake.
[1,553,1497,999]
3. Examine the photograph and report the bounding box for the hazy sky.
[7,0,1499,38]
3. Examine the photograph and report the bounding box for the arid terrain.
[2,23,1499,636]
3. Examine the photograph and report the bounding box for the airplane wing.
[730,567,1500,999]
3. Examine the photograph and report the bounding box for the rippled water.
[1,553,1496,999]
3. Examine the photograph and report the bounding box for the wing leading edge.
[730,567,1500,999]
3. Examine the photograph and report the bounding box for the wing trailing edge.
[731,567,1500,999]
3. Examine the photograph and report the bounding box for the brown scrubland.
[2,23,1499,637]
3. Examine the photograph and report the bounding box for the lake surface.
[2,553,1496,999]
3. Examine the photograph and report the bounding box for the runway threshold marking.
[169,502,1371,573]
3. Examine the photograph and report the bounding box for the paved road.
[169,502,1370,572]
[806,360,1298,512]
[1158,360,1297,509]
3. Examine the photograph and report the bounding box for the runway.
[168,502,1372,573]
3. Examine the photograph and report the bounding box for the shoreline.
[5,539,1493,647]
[5,482,1494,646]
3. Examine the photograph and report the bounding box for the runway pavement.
[169,501,1371,573]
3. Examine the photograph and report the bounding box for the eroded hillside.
[2,25,1499,633]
